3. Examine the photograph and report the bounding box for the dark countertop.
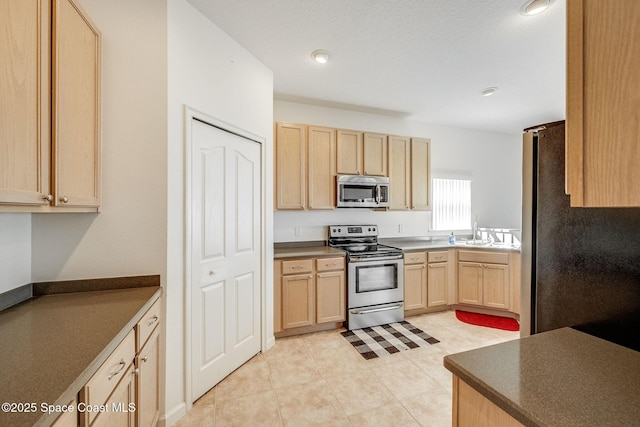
[274,246,346,259]
[0,284,161,427]
[444,328,640,426]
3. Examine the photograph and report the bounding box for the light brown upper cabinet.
[0,0,101,212]
[388,135,411,210]
[336,130,387,176]
[307,126,336,209]
[410,137,431,210]
[53,0,101,208]
[566,0,640,207]
[274,123,335,210]
[363,132,388,176]
[275,123,306,209]
[336,129,363,175]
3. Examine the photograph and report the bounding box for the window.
[432,178,471,230]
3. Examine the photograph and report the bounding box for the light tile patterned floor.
[175,310,519,427]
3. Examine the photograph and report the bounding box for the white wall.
[167,0,274,424]
[31,0,168,283]
[274,101,522,241]
[0,214,31,293]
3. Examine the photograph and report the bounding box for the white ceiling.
[185,0,566,134]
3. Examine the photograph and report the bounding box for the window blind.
[432,178,471,230]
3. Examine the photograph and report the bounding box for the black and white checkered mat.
[341,321,440,360]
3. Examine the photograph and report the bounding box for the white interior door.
[190,118,262,400]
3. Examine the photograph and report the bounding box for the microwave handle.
[375,185,380,204]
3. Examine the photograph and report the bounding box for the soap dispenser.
[449,232,455,245]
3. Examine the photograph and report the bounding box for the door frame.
[183,106,267,410]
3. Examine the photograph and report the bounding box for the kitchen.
[1,0,639,426]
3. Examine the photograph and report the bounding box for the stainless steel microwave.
[336,175,390,208]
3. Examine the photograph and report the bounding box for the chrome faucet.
[473,220,478,244]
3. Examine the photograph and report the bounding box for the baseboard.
[160,401,187,427]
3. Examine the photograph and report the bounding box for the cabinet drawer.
[136,298,161,352]
[316,257,345,272]
[405,252,426,265]
[81,329,135,424]
[282,259,313,274]
[458,250,509,265]
[428,251,448,263]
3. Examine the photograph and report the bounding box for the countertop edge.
[443,354,541,427]
[33,287,162,427]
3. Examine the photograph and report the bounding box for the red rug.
[455,310,520,331]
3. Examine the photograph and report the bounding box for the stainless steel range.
[328,225,404,330]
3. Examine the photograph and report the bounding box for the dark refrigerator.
[521,121,640,352]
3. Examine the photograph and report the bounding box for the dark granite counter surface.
[274,243,346,259]
[0,277,161,427]
[444,327,640,426]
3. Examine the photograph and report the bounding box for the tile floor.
[175,310,519,427]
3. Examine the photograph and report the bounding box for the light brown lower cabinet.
[404,251,427,310]
[452,375,523,427]
[457,251,510,310]
[78,299,161,427]
[51,400,78,427]
[404,250,450,312]
[136,328,160,427]
[275,257,345,333]
[90,365,136,427]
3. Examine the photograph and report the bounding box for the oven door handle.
[349,254,404,262]
[350,304,404,315]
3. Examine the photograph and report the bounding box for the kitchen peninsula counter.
[444,327,640,426]
[0,277,161,427]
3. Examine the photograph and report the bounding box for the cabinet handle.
[325,263,336,267]
[209,270,216,276]
[60,196,69,203]
[147,315,159,326]
[108,360,127,380]
[141,356,149,363]
[43,194,53,202]
[292,266,304,270]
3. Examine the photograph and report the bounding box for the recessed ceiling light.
[521,0,551,16]
[311,49,329,64]
[482,87,499,97]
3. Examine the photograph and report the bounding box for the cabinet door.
[282,273,315,329]
[566,0,640,207]
[91,365,136,427]
[53,0,101,208]
[458,262,482,306]
[404,263,427,310]
[388,135,411,210]
[275,123,306,209]
[316,270,345,323]
[0,0,50,205]
[51,400,77,427]
[483,264,510,310]
[336,129,362,175]
[308,126,336,209]
[136,328,160,427]
[411,138,431,210]
[427,262,448,307]
[363,133,387,176]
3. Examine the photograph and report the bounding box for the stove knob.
[372,227,376,232]
[332,228,336,233]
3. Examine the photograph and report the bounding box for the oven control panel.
[329,225,378,238]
